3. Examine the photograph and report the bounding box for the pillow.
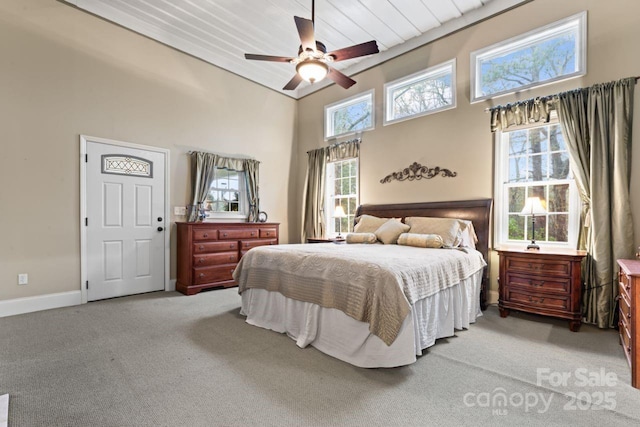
[346,233,378,244]
[374,220,410,245]
[458,220,478,249]
[404,217,463,247]
[397,233,444,248]
[354,215,400,233]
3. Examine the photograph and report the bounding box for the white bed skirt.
[240,269,483,368]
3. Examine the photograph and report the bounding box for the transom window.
[384,59,456,125]
[204,168,246,218]
[325,90,374,140]
[325,158,358,237]
[495,118,579,247]
[471,12,586,102]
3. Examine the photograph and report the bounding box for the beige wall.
[295,0,640,300]
[0,0,297,301]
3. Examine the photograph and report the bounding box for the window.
[325,158,358,237]
[325,90,374,139]
[494,118,580,247]
[471,12,586,102]
[384,59,456,125]
[204,168,247,219]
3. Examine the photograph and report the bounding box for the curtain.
[556,77,635,328]
[490,96,556,132]
[301,139,360,241]
[243,159,260,222]
[301,147,328,242]
[188,151,260,222]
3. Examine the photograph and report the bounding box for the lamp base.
[526,242,541,250]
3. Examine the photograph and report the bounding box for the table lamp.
[334,205,347,240]
[520,197,547,250]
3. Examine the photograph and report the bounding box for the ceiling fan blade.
[294,16,316,52]
[283,73,304,91]
[244,54,295,62]
[327,40,380,62]
[326,67,356,89]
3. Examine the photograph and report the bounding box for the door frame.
[80,135,171,304]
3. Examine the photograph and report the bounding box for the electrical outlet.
[174,206,187,216]
[18,274,28,285]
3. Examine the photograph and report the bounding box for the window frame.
[471,11,587,103]
[493,116,581,249]
[204,167,248,221]
[325,157,359,238]
[324,89,375,140]
[383,59,456,126]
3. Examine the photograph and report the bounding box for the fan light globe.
[296,59,328,83]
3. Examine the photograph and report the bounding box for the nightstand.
[497,247,587,331]
[306,237,345,244]
[617,259,640,388]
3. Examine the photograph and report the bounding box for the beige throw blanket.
[234,244,486,346]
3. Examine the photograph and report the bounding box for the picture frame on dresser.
[176,222,279,295]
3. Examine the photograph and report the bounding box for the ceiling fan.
[244,0,380,91]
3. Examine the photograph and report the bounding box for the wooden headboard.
[355,199,493,309]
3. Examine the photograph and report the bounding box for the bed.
[234,199,492,368]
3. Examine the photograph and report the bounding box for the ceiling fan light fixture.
[296,59,328,84]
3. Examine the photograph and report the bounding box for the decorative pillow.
[458,220,478,249]
[397,233,444,248]
[374,220,410,245]
[354,215,400,233]
[404,217,463,247]
[346,232,378,244]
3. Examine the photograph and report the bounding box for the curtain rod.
[306,136,362,154]
[484,76,639,112]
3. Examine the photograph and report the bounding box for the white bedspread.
[234,243,486,345]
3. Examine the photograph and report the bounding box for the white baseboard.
[488,290,499,305]
[0,291,82,318]
[0,394,8,427]
[168,279,176,292]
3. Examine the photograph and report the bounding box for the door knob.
[157,227,164,231]
[157,217,163,222]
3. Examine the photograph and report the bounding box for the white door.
[85,140,166,301]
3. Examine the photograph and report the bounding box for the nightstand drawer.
[620,271,631,301]
[506,257,570,276]
[507,289,569,311]
[259,228,278,238]
[506,273,570,293]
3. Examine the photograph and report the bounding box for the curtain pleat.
[301,147,328,242]
[490,96,555,132]
[243,159,260,222]
[556,77,635,328]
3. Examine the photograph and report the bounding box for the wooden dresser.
[497,247,586,331]
[617,259,640,388]
[176,222,279,295]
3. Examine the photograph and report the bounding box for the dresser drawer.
[506,273,570,293]
[193,265,237,285]
[240,238,277,251]
[507,289,569,311]
[193,252,239,267]
[193,229,218,241]
[619,318,632,364]
[506,257,570,277]
[218,228,260,240]
[260,227,278,239]
[193,241,239,254]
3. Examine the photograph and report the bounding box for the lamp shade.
[296,59,328,83]
[520,197,547,215]
[334,205,347,218]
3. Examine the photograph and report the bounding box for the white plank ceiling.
[63,0,530,99]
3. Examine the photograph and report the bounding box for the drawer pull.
[229,255,234,260]
[199,245,204,251]
[199,273,205,278]
[229,244,234,248]
[529,280,545,287]
[628,313,632,319]
[528,296,545,304]
[198,259,204,264]
[251,232,256,236]
[270,242,274,245]
[203,233,208,238]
